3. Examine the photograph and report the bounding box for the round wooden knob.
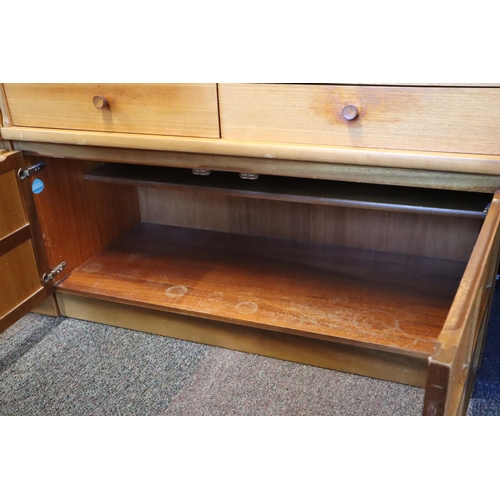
[342,105,358,121]
[93,95,108,109]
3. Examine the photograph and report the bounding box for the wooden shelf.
[85,163,491,218]
[57,223,467,358]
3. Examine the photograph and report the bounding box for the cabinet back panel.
[138,187,482,262]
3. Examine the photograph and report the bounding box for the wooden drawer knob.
[93,95,109,109]
[342,105,358,121]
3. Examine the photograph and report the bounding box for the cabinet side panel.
[31,157,141,281]
[138,187,482,262]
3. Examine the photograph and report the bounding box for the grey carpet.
[0,314,208,416]
[0,312,426,415]
[0,313,65,373]
[164,348,425,416]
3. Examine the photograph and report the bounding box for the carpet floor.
[1,288,499,416]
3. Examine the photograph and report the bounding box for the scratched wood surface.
[57,223,467,356]
[30,157,141,283]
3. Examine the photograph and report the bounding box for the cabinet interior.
[29,156,491,382]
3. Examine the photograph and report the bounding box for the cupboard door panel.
[0,169,28,239]
[0,151,48,332]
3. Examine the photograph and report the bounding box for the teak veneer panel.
[30,157,141,282]
[138,188,483,262]
[219,84,500,155]
[57,223,467,357]
[0,169,27,240]
[4,84,220,139]
[424,192,500,415]
[0,240,42,319]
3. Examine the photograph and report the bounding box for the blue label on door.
[32,178,44,194]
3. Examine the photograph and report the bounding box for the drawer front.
[4,84,220,139]
[219,84,500,155]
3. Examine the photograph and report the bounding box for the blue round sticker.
[32,178,44,194]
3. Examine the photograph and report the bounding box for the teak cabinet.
[1,83,500,416]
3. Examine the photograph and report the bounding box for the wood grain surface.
[0,239,43,320]
[4,128,500,176]
[57,292,429,387]
[424,191,500,415]
[57,223,468,356]
[30,157,141,282]
[17,142,500,193]
[0,84,11,127]
[0,150,51,333]
[138,188,483,261]
[3,84,220,138]
[0,169,28,240]
[219,84,500,155]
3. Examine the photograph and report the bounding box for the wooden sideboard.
[2,83,500,416]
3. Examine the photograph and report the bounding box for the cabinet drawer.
[219,84,500,155]
[4,84,220,139]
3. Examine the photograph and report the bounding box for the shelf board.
[57,223,467,357]
[84,163,491,218]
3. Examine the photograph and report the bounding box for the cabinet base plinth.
[56,292,429,389]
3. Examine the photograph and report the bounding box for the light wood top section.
[3,84,220,139]
[219,84,500,156]
[58,223,467,356]
[4,127,500,176]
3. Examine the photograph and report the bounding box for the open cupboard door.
[424,191,500,415]
[0,150,53,333]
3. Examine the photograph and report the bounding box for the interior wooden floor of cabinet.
[55,223,468,358]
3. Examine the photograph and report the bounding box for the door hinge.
[42,261,67,284]
[18,161,46,180]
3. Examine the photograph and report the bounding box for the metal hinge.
[42,261,67,284]
[484,203,491,214]
[18,161,46,180]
